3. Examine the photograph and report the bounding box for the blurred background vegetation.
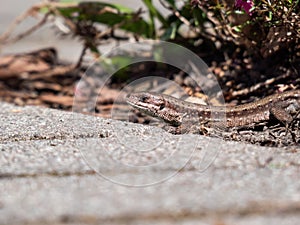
[0,0,299,104]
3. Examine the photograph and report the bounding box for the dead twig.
[0,2,79,45]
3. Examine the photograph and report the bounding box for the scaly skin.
[126,90,300,127]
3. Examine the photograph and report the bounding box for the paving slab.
[0,102,300,225]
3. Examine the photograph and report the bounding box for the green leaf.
[50,1,153,37]
[164,0,176,7]
[142,0,168,27]
[99,55,134,80]
[160,22,179,40]
[141,0,156,38]
[192,7,206,27]
[232,25,242,32]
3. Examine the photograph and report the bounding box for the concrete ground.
[0,102,299,225]
[1,1,300,224]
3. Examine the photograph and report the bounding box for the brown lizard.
[126,90,300,129]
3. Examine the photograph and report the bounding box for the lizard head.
[126,92,183,126]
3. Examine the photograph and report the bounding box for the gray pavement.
[1,1,300,223]
[0,102,300,225]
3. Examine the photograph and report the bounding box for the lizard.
[126,90,300,131]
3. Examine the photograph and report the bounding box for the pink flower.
[235,0,254,16]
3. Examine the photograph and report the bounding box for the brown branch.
[0,6,41,43]
[0,1,79,45]
[75,46,88,69]
[9,13,50,44]
[159,0,200,35]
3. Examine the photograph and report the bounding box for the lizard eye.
[159,103,165,110]
[140,96,148,102]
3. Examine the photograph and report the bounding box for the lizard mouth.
[126,97,158,117]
